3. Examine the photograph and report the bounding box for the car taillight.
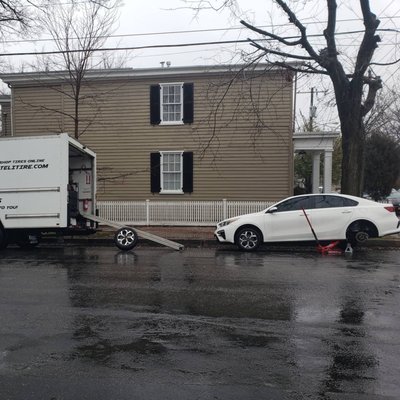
[384,205,395,212]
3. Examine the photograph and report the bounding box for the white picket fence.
[97,199,274,226]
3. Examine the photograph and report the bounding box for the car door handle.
[341,210,352,214]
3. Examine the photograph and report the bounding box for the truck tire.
[114,227,138,251]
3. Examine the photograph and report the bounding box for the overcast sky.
[114,0,400,69]
[118,0,400,129]
[2,0,400,129]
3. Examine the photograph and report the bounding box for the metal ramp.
[81,212,184,251]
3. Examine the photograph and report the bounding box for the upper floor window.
[161,84,183,124]
[150,83,194,125]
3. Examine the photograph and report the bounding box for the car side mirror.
[267,206,278,213]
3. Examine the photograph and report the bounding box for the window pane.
[276,196,314,212]
[315,195,341,208]
[162,104,182,122]
[314,195,358,208]
[164,173,180,190]
[343,198,358,207]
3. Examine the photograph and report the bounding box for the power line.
[1,28,400,58]
[2,16,400,45]
[0,38,250,57]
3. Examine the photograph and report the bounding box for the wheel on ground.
[235,226,261,252]
[114,227,138,251]
[0,228,8,250]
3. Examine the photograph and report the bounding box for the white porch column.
[312,151,321,193]
[323,150,333,193]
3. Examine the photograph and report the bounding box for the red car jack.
[302,208,353,255]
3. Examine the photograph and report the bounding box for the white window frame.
[160,151,184,194]
[160,83,184,125]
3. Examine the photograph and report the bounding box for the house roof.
[293,131,340,152]
[0,64,293,86]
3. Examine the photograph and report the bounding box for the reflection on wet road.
[0,245,399,399]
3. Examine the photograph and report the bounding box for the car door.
[264,196,316,242]
[304,195,356,240]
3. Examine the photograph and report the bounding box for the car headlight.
[218,217,239,227]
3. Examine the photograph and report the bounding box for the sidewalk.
[60,225,400,249]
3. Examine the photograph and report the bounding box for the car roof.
[281,193,374,204]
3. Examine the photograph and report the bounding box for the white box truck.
[0,133,184,251]
[0,133,97,248]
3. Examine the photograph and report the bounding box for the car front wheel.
[235,226,261,252]
[114,227,139,251]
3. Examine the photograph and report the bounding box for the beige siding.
[0,101,11,136]
[13,85,64,134]
[11,70,294,201]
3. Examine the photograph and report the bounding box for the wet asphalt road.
[0,244,399,400]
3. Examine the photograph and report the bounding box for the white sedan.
[214,194,400,251]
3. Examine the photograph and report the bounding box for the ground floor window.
[150,151,193,194]
[161,151,183,193]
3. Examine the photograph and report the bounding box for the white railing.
[97,199,274,226]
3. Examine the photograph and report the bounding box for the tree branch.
[274,0,320,61]
[361,75,382,117]
[241,19,302,47]
[273,61,329,75]
[249,40,314,61]
[354,0,381,79]
[369,58,400,67]
[323,0,338,59]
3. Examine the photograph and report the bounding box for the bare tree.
[0,1,40,38]
[189,0,385,196]
[34,0,121,139]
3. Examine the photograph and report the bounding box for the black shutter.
[182,152,193,193]
[150,85,161,125]
[182,83,194,124]
[150,152,161,193]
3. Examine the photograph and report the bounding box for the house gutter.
[0,63,299,86]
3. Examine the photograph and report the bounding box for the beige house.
[0,95,11,137]
[0,64,295,203]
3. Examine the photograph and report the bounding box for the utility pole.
[309,87,317,131]
[297,87,318,132]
